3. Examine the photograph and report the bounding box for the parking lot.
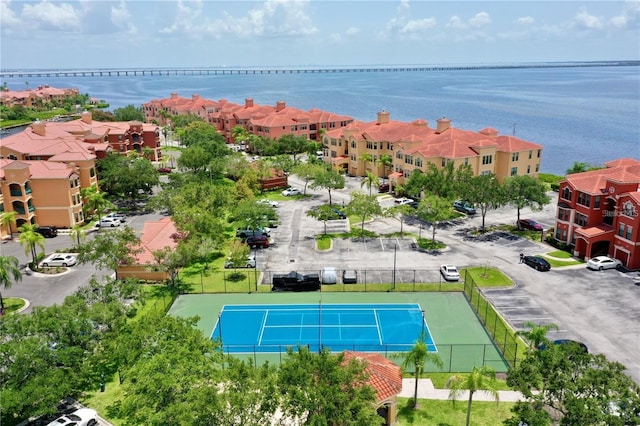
[3,174,639,384]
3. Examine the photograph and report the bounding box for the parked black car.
[378,183,390,193]
[245,235,269,248]
[272,271,321,292]
[35,226,58,238]
[523,255,551,271]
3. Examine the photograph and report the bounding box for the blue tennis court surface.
[211,303,437,353]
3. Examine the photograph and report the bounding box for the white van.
[321,266,337,284]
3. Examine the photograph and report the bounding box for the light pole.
[218,312,223,350]
[253,247,258,292]
[392,244,398,290]
[421,309,426,340]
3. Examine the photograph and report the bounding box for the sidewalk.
[399,379,527,402]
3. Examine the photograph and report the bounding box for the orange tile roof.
[564,159,640,194]
[342,351,402,403]
[575,223,614,237]
[131,217,180,264]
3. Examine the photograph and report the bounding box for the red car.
[157,167,172,174]
[245,235,269,248]
[518,219,543,231]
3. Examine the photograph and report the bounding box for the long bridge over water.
[1,61,638,79]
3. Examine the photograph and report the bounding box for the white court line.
[374,309,383,344]
[257,310,269,346]
[264,324,378,328]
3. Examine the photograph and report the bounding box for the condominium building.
[143,95,354,143]
[323,111,543,184]
[554,158,640,269]
[0,112,161,237]
[0,84,80,108]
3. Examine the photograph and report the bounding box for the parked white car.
[321,266,338,284]
[440,264,460,281]
[282,187,302,197]
[258,199,279,208]
[40,254,77,268]
[394,197,415,205]
[587,256,622,271]
[224,255,257,269]
[97,217,121,227]
[46,408,98,426]
[103,212,126,222]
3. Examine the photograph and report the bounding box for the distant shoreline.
[2,60,638,78]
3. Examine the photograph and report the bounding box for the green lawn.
[396,398,515,425]
[546,250,573,258]
[540,256,584,267]
[462,267,513,287]
[2,297,26,314]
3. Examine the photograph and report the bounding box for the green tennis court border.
[168,292,508,373]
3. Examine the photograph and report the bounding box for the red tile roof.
[342,351,402,403]
[564,159,640,194]
[131,217,180,264]
[575,223,614,237]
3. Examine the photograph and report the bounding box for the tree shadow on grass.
[397,398,449,425]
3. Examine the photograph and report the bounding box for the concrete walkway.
[399,379,527,402]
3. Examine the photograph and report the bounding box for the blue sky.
[1,0,638,69]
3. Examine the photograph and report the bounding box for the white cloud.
[517,16,535,26]
[0,0,21,30]
[345,27,360,36]
[447,16,465,29]
[111,0,137,35]
[610,0,640,29]
[469,12,491,28]
[573,9,603,30]
[21,0,83,31]
[400,17,437,34]
[162,0,318,38]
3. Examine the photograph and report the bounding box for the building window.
[555,228,562,239]
[464,158,469,165]
[405,155,413,165]
[331,139,337,146]
[537,150,541,158]
[512,153,519,161]
[574,212,588,227]
[618,223,625,237]
[527,165,531,174]
[626,226,633,240]
[351,141,356,149]
[511,167,518,176]
[415,158,422,167]
[557,208,570,221]
[366,141,373,149]
[535,164,540,172]
[441,158,446,167]
[561,187,572,201]
[90,168,95,177]
[396,151,403,159]
[622,201,637,217]
[482,155,492,165]
[528,151,532,159]
[577,192,591,207]
[594,196,601,209]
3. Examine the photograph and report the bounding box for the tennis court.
[169,292,510,372]
[212,303,436,353]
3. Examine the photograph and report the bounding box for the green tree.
[69,223,86,248]
[97,154,160,200]
[75,227,141,274]
[0,256,21,313]
[171,113,204,130]
[565,161,590,175]
[277,134,309,163]
[387,203,417,237]
[292,162,325,195]
[358,152,374,175]
[447,365,500,426]
[462,173,504,231]
[80,184,112,220]
[177,120,225,148]
[361,170,380,196]
[379,153,393,183]
[277,346,380,425]
[150,246,188,294]
[504,175,550,228]
[91,109,116,122]
[346,191,383,239]
[394,339,443,409]
[0,211,18,239]
[113,104,145,122]
[231,125,250,144]
[17,223,45,266]
[310,169,345,206]
[416,195,454,242]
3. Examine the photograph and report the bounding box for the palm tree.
[358,153,374,176]
[69,223,85,248]
[81,185,112,221]
[446,365,500,426]
[0,211,18,240]
[395,338,443,409]
[17,223,45,267]
[0,256,22,313]
[360,171,379,196]
[518,321,559,349]
[379,153,393,183]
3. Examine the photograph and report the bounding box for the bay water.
[3,65,638,175]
